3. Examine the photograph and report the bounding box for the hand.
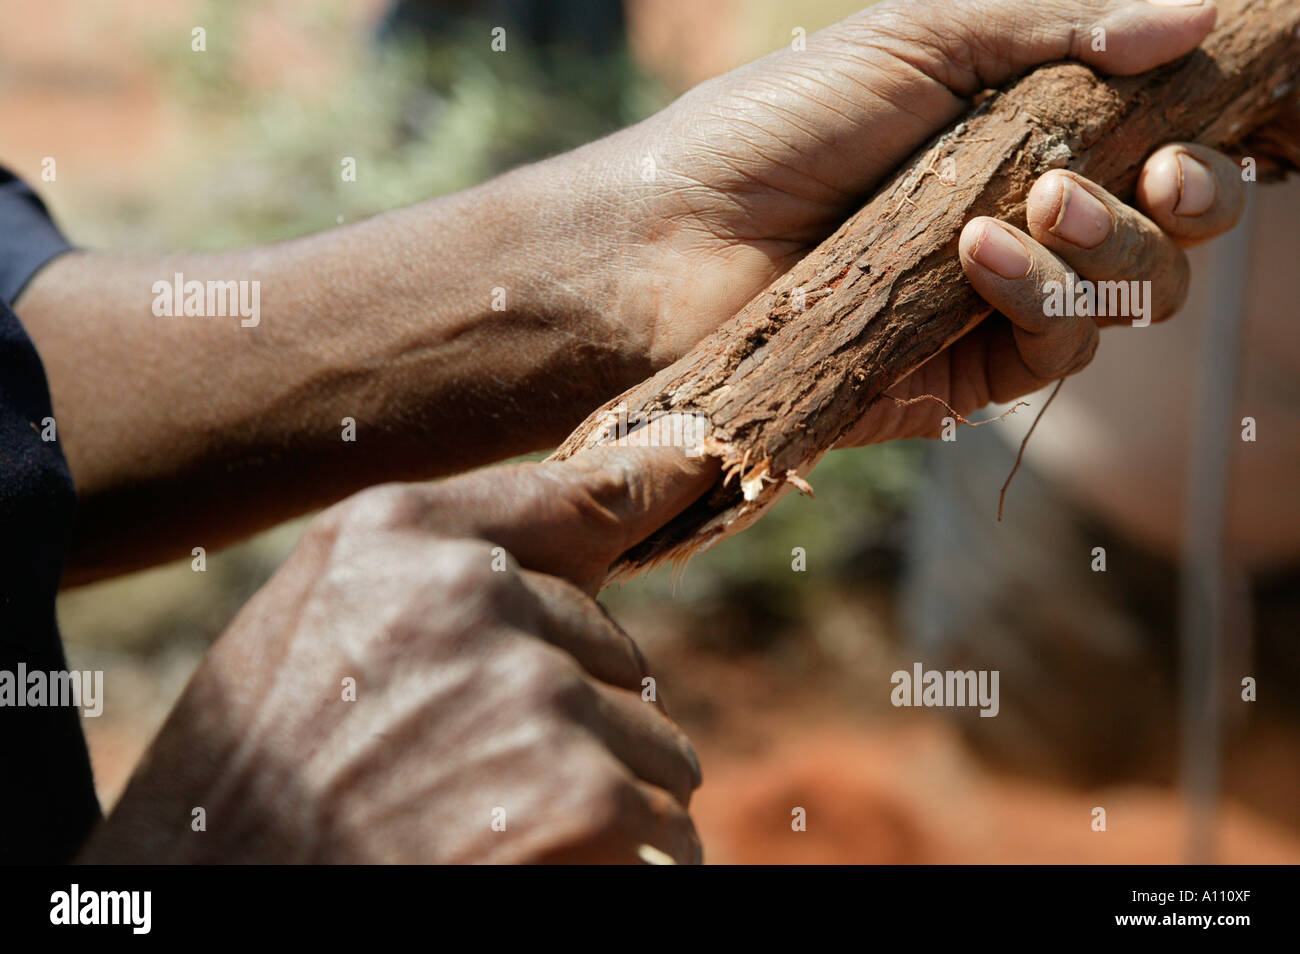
[839,140,1250,444]
[81,444,718,864]
[572,0,1219,369]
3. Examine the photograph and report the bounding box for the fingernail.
[1145,0,1204,6]
[636,844,677,865]
[1049,178,1112,248]
[971,222,1031,279]
[1175,152,1216,215]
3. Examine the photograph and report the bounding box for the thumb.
[420,424,719,590]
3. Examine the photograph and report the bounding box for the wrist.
[503,141,661,381]
[370,157,657,459]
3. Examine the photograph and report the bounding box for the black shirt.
[0,169,101,862]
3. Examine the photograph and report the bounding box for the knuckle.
[567,765,636,843]
[432,539,514,593]
[1061,327,1100,376]
[360,482,427,529]
[617,627,650,682]
[556,461,633,549]
[329,482,426,537]
[303,503,346,546]
[514,643,592,715]
[665,738,704,798]
[515,738,634,856]
[577,764,688,852]
[1019,314,1089,379]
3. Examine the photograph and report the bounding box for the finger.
[579,681,702,809]
[414,426,720,589]
[515,569,655,700]
[621,780,703,865]
[536,778,703,865]
[960,218,1100,379]
[846,0,1217,96]
[1135,142,1249,245]
[1025,169,1190,323]
[980,318,1064,404]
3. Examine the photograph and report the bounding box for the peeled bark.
[552,0,1300,584]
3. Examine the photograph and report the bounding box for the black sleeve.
[0,169,100,862]
[0,167,74,305]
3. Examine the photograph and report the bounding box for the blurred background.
[4,0,1297,862]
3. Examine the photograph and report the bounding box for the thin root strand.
[998,378,1066,522]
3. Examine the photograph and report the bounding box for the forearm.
[18,155,647,584]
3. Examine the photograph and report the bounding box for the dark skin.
[47,0,1270,862]
[83,443,718,864]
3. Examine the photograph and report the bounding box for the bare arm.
[19,161,646,584]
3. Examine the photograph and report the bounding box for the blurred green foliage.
[133,0,668,249]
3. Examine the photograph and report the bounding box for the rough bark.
[552,0,1300,584]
